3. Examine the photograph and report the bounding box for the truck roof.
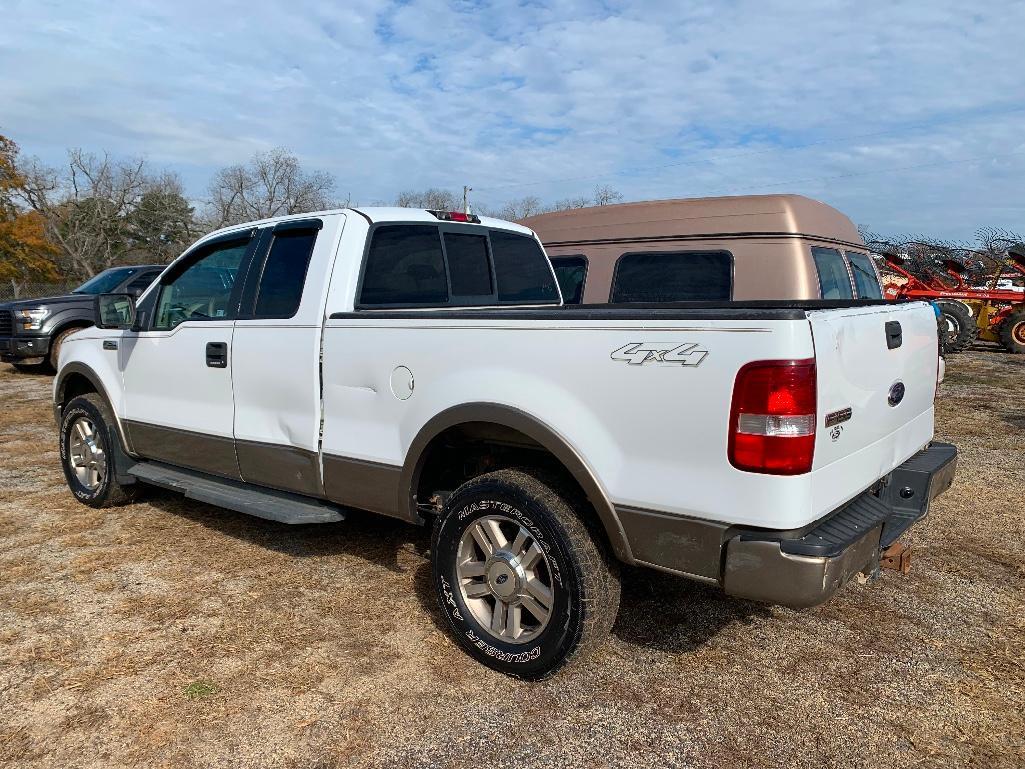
[519,194,863,247]
[198,207,535,246]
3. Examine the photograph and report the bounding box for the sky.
[1,0,1023,240]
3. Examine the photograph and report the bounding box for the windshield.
[73,267,139,295]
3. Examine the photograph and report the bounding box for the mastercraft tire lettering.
[430,469,620,679]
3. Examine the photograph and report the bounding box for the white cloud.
[0,0,1022,237]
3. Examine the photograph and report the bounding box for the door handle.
[206,342,228,368]
[885,321,902,350]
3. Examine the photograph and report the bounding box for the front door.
[120,230,258,478]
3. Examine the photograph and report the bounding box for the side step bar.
[127,462,345,525]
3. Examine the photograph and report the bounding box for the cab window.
[123,270,161,295]
[812,247,854,300]
[153,239,248,330]
[253,229,318,318]
[489,231,559,304]
[845,251,883,299]
[359,225,448,306]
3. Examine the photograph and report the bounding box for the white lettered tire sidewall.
[431,474,585,679]
[59,394,133,507]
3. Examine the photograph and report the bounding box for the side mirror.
[95,293,137,330]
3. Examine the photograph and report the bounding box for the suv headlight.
[16,308,50,330]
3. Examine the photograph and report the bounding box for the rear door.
[809,301,938,494]
[231,215,341,496]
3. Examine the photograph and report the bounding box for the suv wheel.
[431,469,620,679]
[59,393,136,507]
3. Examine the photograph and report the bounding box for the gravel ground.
[1,349,1023,769]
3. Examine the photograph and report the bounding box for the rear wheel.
[935,300,976,354]
[431,469,620,679]
[999,311,1025,354]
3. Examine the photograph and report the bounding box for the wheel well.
[59,371,99,408]
[52,321,93,344]
[55,320,92,333]
[414,422,608,540]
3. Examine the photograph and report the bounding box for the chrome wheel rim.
[68,416,106,491]
[456,514,555,644]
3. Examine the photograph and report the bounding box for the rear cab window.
[550,256,588,304]
[358,223,559,308]
[611,251,732,303]
[811,247,855,300]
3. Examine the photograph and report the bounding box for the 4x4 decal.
[611,342,709,366]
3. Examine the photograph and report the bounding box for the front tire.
[12,360,49,373]
[431,469,620,679]
[59,393,136,508]
[935,300,976,354]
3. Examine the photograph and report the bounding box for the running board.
[127,461,345,525]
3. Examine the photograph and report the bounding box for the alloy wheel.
[68,416,106,491]
[456,514,555,644]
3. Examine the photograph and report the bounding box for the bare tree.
[491,195,547,220]
[18,150,162,277]
[207,147,338,227]
[592,185,623,206]
[394,188,460,210]
[550,196,591,211]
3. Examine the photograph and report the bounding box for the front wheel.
[431,469,620,679]
[59,393,136,507]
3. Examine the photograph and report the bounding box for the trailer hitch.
[879,541,913,575]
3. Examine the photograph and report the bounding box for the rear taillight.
[728,359,817,475]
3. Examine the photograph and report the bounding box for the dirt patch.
[0,354,1023,768]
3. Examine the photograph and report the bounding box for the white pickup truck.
[53,207,957,678]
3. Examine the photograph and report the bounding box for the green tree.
[127,177,197,263]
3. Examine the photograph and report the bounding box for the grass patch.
[183,680,219,701]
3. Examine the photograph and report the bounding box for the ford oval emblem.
[888,382,906,407]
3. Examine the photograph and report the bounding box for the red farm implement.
[868,230,1025,355]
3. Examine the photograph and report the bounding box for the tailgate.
[809,302,938,481]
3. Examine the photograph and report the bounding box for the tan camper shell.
[520,194,883,304]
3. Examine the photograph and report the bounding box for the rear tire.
[999,311,1025,354]
[935,300,976,354]
[59,393,136,508]
[431,469,620,679]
